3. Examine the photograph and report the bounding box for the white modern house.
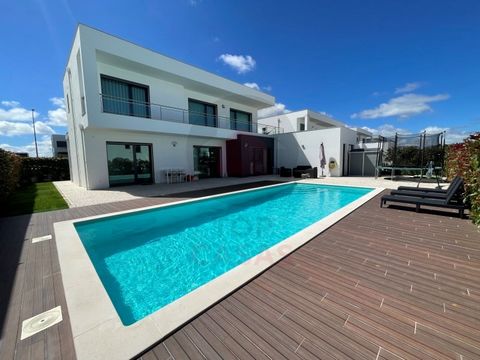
[51,134,68,158]
[63,25,277,189]
[259,110,374,177]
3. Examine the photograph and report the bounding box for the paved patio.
[1,181,478,360]
[54,175,448,208]
[54,176,285,207]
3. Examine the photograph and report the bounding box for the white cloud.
[0,120,54,136]
[351,93,450,119]
[395,82,424,94]
[46,97,67,126]
[0,97,67,128]
[359,123,471,144]
[258,103,290,118]
[50,97,65,108]
[0,103,38,122]
[47,108,67,126]
[360,124,410,138]
[218,54,256,74]
[244,82,272,92]
[421,126,471,144]
[0,97,66,156]
[1,136,53,157]
[244,82,260,91]
[1,100,20,108]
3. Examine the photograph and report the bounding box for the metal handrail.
[99,94,282,135]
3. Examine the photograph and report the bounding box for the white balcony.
[98,94,282,136]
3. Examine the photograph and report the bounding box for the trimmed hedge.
[445,133,480,225]
[0,149,22,201]
[21,157,70,183]
[0,153,70,202]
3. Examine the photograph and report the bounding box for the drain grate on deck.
[20,306,62,340]
[32,234,52,243]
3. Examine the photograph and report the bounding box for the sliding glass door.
[107,142,153,186]
[193,146,221,178]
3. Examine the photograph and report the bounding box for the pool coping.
[54,181,384,360]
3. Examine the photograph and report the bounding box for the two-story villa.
[64,25,277,189]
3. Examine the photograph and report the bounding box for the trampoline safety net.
[376,131,446,176]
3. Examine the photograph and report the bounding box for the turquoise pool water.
[75,183,372,325]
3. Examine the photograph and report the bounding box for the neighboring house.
[51,134,68,158]
[63,25,277,189]
[259,110,374,177]
[259,109,345,134]
[349,127,374,143]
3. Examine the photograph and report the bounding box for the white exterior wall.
[356,142,380,150]
[259,111,308,133]
[82,129,227,189]
[276,127,357,177]
[63,28,88,187]
[63,25,275,189]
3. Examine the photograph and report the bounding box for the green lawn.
[2,182,69,217]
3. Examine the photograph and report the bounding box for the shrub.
[0,149,22,201]
[445,133,480,225]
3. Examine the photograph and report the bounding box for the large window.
[230,109,252,132]
[188,99,217,127]
[101,75,150,118]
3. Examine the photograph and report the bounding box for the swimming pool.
[74,183,372,325]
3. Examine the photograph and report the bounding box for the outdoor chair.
[279,167,293,177]
[293,166,318,178]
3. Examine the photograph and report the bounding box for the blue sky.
[1,0,479,155]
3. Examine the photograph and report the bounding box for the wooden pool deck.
[1,182,479,359]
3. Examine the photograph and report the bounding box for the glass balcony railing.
[99,94,283,135]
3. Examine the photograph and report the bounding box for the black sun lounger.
[389,190,449,199]
[390,177,464,200]
[396,176,460,194]
[381,179,466,217]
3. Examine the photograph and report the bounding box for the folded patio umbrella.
[320,143,326,177]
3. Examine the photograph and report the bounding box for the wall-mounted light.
[171,141,178,147]
[301,145,306,150]
[221,104,225,109]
